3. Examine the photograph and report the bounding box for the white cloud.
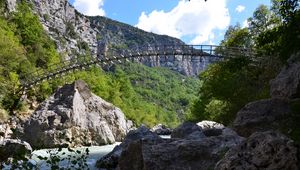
[235,5,245,13]
[73,0,105,16]
[136,0,230,44]
[242,19,249,28]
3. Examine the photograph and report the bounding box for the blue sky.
[68,0,271,45]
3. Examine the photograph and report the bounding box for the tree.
[220,24,252,48]
[248,5,281,43]
[255,0,300,60]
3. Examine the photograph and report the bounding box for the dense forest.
[0,1,199,128]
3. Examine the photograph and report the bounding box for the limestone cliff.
[5,0,217,76]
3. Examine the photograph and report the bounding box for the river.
[4,136,170,169]
[3,143,120,170]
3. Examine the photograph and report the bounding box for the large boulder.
[96,126,161,169]
[171,122,205,139]
[0,139,32,162]
[233,98,291,137]
[270,53,300,99]
[118,130,244,170]
[215,131,299,170]
[197,120,225,137]
[18,80,133,149]
[151,124,172,135]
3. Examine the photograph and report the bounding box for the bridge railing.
[105,44,255,60]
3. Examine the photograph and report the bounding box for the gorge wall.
[5,0,217,76]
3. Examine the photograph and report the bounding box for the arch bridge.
[19,44,256,91]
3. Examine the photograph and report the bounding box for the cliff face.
[30,0,98,58]
[6,0,216,76]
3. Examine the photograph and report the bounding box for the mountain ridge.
[5,0,214,76]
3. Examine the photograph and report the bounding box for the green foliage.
[220,25,252,48]
[12,1,61,68]
[77,41,90,51]
[66,21,78,39]
[30,63,198,128]
[118,62,199,126]
[36,147,90,169]
[0,107,8,121]
[188,57,270,125]
[43,14,50,21]
[0,0,6,14]
[248,4,280,40]
[0,1,61,115]
[255,0,300,61]
[189,0,300,128]
[13,2,43,47]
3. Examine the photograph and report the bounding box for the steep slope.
[89,16,217,76]
[89,16,185,47]
[5,0,215,76]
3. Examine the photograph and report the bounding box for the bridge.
[19,44,256,91]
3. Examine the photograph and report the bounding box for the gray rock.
[118,130,244,170]
[0,123,13,141]
[96,125,161,169]
[233,98,291,137]
[171,122,205,139]
[5,0,16,12]
[215,131,299,170]
[18,80,133,149]
[31,0,97,57]
[197,120,225,130]
[197,120,225,137]
[0,139,32,162]
[270,52,300,99]
[97,123,244,170]
[151,124,172,135]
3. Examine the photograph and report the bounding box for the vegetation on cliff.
[0,1,61,114]
[188,0,300,126]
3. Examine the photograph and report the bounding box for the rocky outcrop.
[151,124,172,135]
[0,139,32,162]
[117,127,243,170]
[171,122,205,139]
[31,0,98,57]
[18,80,133,149]
[234,53,300,138]
[233,98,291,137]
[97,124,244,170]
[270,52,300,99]
[96,126,161,169]
[215,131,299,170]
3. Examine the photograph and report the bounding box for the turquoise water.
[2,143,120,170]
[31,143,120,170]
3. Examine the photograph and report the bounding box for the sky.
[68,0,271,45]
